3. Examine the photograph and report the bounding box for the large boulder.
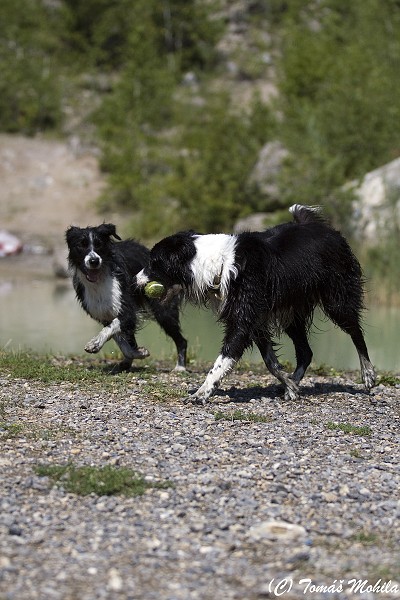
[352,157,400,243]
[247,140,289,206]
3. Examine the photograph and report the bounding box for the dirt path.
[0,133,124,278]
[0,133,106,242]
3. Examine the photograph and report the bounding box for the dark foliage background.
[2,0,400,285]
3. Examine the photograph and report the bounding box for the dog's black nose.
[88,256,100,267]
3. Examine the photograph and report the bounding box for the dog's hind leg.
[113,332,150,371]
[347,327,376,390]
[322,306,376,390]
[285,320,313,384]
[149,300,187,371]
[255,336,300,401]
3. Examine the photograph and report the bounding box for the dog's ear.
[65,225,80,244]
[98,223,122,241]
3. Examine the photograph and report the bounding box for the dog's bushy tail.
[289,204,326,224]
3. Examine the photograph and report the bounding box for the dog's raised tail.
[289,204,325,224]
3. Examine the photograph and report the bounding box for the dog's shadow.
[92,362,369,403]
[211,381,368,404]
[90,362,149,375]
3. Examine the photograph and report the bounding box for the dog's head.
[65,223,121,283]
[136,231,197,300]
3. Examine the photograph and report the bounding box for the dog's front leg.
[186,354,236,405]
[85,318,121,353]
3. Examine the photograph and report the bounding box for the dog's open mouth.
[85,268,101,283]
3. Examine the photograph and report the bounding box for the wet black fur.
[66,223,187,370]
[139,207,375,398]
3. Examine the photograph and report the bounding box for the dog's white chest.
[82,274,122,322]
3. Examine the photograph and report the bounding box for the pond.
[0,276,398,372]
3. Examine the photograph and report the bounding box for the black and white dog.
[136,205,376,403]
[66,223,187,371]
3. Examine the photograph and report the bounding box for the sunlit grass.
[325,422,372,436]
[214,410,271,423]
[34,463,172,497]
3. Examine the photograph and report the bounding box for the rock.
[107,568,123,592]
[0,230,23,257]
[247,141,289,203]
[248,520,307,542]
[351,156,400,243]
[234,212,270,233]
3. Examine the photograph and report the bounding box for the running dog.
[135,205,375,403]
[66,223,187,371]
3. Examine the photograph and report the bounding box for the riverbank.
[0,356,399,599]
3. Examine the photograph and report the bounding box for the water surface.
[0,278,398,372]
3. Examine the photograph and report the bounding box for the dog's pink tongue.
[86,270,100,283]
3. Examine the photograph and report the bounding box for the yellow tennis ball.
[144,281,165,298]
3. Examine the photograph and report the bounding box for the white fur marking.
[136,269,149,287]
[85,318,121,353]
[77,272,122,322]
[191,354,235,402]
[289,204,322,215]
[84,251,102,270]
[191,234,237,306]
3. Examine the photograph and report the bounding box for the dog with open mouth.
[135,205,376,403]
[66,223,187,371]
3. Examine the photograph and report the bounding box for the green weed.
[325,422,372,436]
[0,421,75,441]
[0,422,25,438]
[34,463,172,497]
[311,363,343,377]
[349,448,364,459]
[351,531,379,546]
[141,382,187,402]
[214,410,271,423]
[377,373,400,387]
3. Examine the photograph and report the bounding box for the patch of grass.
[351,531,379,546]
[0,422,25,438]
[0,351,106,384]
[34,463,172,497]
[0,421,76,441]
[310,363,343,377]
[214,410,271,423]
[0,351,143,393]
[141,382,187,402]
[325,422,372,436]
[377,373,400,387]
[349,448,364,459]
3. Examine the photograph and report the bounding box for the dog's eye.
[94,237,107,248]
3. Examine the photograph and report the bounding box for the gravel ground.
[0,362,399,600]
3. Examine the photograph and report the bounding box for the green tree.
[0,0,63,133]
[165,93,274,232]
[275,0,400,217]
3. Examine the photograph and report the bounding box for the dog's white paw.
[361,361,376,390]
[184,389,211,405]
[284,381,300,401]
[85,338,102,353]
[131,347,150,359]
